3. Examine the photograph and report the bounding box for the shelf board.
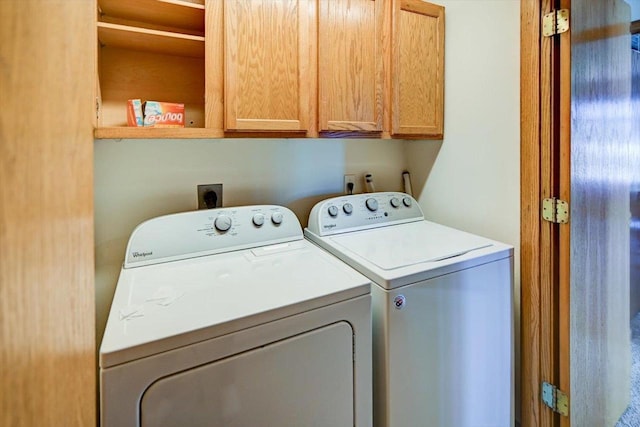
[99,0,204,32]
[95,127,224,139]
[98,22,204,58]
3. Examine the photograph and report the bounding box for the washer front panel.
[371,258,514,427]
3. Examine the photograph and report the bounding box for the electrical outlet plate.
[197,184,223,209]
[344,174,356,195]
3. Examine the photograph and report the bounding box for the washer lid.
[306,220,513,289]
[330,221,492,270]
[99,239,370,369]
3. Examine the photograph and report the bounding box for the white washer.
[100,205,372,427]
[305,192,514,427]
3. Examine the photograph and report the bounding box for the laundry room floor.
[615,312,640,426]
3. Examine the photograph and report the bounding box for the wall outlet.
[344,174,356,195]
[197,184,223,209]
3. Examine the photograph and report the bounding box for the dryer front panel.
[140,322,354,427]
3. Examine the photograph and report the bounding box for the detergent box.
[142,101,185,128]
[127,99,185,127]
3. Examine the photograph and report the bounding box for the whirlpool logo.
[323,224,337,230]
[132,251,153,258]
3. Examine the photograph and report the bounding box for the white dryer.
[305,192,514,427]
[100,205,372,427]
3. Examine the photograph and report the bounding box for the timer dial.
[214,215,232,232]
[366,198,379,212]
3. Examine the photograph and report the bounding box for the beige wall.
[404,0,521,420]
[406,0,520,245]
[94,138,407,344]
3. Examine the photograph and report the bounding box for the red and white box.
[126,99,185,127]
[126,99,144,127]
[142,101,185,128]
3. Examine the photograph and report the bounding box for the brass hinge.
[543,9,570,37]
[542,381,569,416]
[542,197,569,224]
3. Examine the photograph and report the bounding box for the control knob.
[366,198,379,212]
[390,197,401,208]
[328,206,339,217]
[343,203,353,214]
[271,211,284,225]
[214,215,232,232]
[403,197,412,207]
[252,213,265,227]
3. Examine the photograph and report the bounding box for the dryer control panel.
[125,205,302,268]
[306,192,424,236]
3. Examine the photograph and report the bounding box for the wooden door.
[0,0,96,426]
[224,0,311,132]
[521,1,633,426]
[389,0,444,138]
[318,0,384,135]
[561,0,632,425]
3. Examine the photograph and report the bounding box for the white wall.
[404,0,521,420]
[94,138,407,345]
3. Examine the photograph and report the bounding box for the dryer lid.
[329,221,492,270]
[99,239,370,369]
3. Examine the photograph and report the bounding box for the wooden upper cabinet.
[96,0,446,139]
[390,0,444,138]
[318,0,384,135]
[224,0,310,132]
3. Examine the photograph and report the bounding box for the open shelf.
[99,0,205,32]
[97,46,205,129]
[95,127,223,140]
[97,22,204,58]
[95,0,208,135]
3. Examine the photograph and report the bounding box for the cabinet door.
[225,0,310,132]
[391,0,444,137]
[318,0,384,134]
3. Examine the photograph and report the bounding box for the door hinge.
[542,381,569,416]
[543,9,570,37]
[542,197,569,224]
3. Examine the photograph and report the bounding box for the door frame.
[0,1,96,425]
[520,0,568,426]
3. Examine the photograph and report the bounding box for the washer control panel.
[306,192,424,236]
[125,205,302,268]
